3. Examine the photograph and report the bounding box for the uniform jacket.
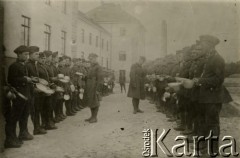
[198,50,225,103]
[127,63,146,99]
[8,60,30,98]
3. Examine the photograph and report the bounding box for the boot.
[136,104,144,113]
[89,107,98,123]
[132,99,138,114]
[85,108,93,122]
[18,130,34,141]
[33,128,47,135]
[4,138,21,148]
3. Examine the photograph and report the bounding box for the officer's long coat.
[127,63,146,100]
[84,62,102,108]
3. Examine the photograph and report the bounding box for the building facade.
[87,3,146,81]
[2,0,111,69]
[77,11,111,69]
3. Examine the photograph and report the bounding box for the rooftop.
[86,3,145,29]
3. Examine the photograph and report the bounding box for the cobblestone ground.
[1,85,240,158]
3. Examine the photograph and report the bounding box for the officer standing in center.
[127,56,146,114]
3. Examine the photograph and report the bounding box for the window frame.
[21,15,31,46]
[44,24,51,51]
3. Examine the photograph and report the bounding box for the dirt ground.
[1,84,240,158]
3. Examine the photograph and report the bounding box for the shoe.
[19,132,34,141]
[53,118,60,123]
[60,114,67,119]
[4,139,21,148]
[137,109,144,113]
[34,128,47,135]
[84,117,92,122]
[66,112,75,116]
[45,124,58,130]
[89,117,97,123]
[16,138,24,145]
[133,110,137,114]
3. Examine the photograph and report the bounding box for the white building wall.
[3,0,74,58]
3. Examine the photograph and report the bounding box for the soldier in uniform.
[119,71,126,93]
[41,51,57,130]
[174,47,192,131]
[26,46,48,135]
[50,51,66,122]
[84,53,103,123]
[193,35,225,155]
[127,56,146,114]
[70,58,82,112]
[6,45,33,148]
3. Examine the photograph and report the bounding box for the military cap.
[43,50,52,57]
[199,35,220,46]
[29,46,39,54]
[39,52,46,58]
[52,51,58,58]
[14,45,29,54]
[88,53,98,59]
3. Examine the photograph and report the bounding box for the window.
[89,33,92,45]
[44,24,51,50]
[45,0,51,5]
[62,0,67,14]
[107,41,109,51]
[61,31,66,55]
[81,29,84,43]
[21,15,30,46]
[119,51,126,61]
[96,36,98,47]
[101,39,104,49]
[120,27,126,36]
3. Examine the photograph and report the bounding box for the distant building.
[77,11,111,69]
[2,0,111,69]
[87,3,146,81]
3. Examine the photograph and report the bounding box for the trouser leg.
[18,100,30,136]
[10,98,27,139]
[204,103,222,155]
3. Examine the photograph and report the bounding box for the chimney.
[161,20,167,56]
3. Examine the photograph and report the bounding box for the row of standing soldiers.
[145,35,232,156]
[3,45,104,148]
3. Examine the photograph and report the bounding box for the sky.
[78,0,240,62]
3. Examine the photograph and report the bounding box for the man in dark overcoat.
[84,53,103,123]
[127,56,146,114]
[194,35,225,155]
